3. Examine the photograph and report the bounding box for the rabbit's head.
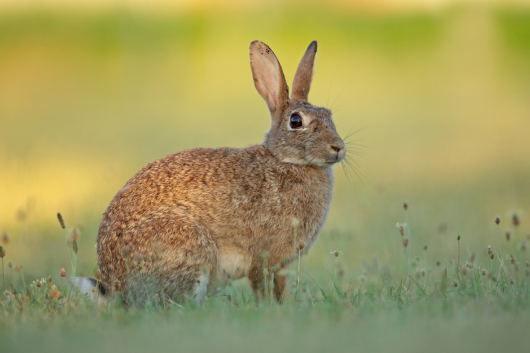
[250,40,345,167]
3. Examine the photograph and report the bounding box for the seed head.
[94,269,101,280]
[436,261,441,266]
[1,232,9,244]
[403,201,408,211]
[520,242,527,252]
[423,244,428,251]
[3,290,9,297]
[515,264,520,272]
[331,250,343,257]
[495,216,500,225]
[271,263,281,273]
[0,246,5,258]
[395,223,406,236]
[10,283,18,295]
[460,266,468,275]
[57,212,65,229]
[8,262,13,268]
[49,285,60,299]
[512,211,521,227]
[291,218,300,228]
[510,254,516,264]
[453,281,458,287]
[506,231,511,241]
[36,280,42,288]
[14,264,22,272]
[71,228,80,241]
[60,268,66,278]
[487,246,493,255]
[490,253,495,260]
[481,269,487,276]
[72,240,78,255]
[420,268,425,277]
[403,237,409,248]
[457,235,461,241]
[469,252,475,263]
[491,276,497,282]
[46,276,52,289]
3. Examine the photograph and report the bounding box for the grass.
[1,3,530,352]
[1,205,530,353]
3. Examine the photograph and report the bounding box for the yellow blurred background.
[0,0,529,279]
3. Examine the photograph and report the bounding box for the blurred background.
[0,0,529,283]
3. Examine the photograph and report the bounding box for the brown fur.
[96,40,346,305]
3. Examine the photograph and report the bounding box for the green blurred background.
[0,0,529,283]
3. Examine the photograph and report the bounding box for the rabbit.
[90,40,346,305]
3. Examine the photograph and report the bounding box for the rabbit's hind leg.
[119,208,219,306]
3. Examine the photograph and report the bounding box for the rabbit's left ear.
[291,41,317,102]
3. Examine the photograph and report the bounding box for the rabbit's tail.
[71,277,108,303]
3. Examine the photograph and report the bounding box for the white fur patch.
[71,277,107,305]
[71,277,97,300]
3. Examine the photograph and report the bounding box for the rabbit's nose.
[330,144,342,153]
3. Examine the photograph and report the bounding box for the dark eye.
[289,114,303,129]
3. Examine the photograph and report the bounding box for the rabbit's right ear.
[249,40,289,121]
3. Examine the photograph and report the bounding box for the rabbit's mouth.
[325,143,346,165]
[314,154,346,167]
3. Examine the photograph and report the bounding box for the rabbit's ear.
[249,40,289,119]
[291,41,317,102]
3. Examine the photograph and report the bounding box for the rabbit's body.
[98,144,333,303]
[94,40,346,304]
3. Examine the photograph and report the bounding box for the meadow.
[1,2,530,352]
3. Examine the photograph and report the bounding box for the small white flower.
[396,222,407,236]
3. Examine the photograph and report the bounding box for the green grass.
[1,204,530,353]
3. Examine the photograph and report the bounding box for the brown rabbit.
[90,40,345,305]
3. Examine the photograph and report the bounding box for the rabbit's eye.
[289,114,303,129]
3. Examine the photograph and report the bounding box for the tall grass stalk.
[1,258,4,291]
[404,203,411,280]
[292,219,300,298]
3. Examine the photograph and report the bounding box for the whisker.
[346,151,370,160]
[329,84,348,112]
[341,126,370,142]
[344,159,365,184]
[341,161,356,192]
[344,157,371,182]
